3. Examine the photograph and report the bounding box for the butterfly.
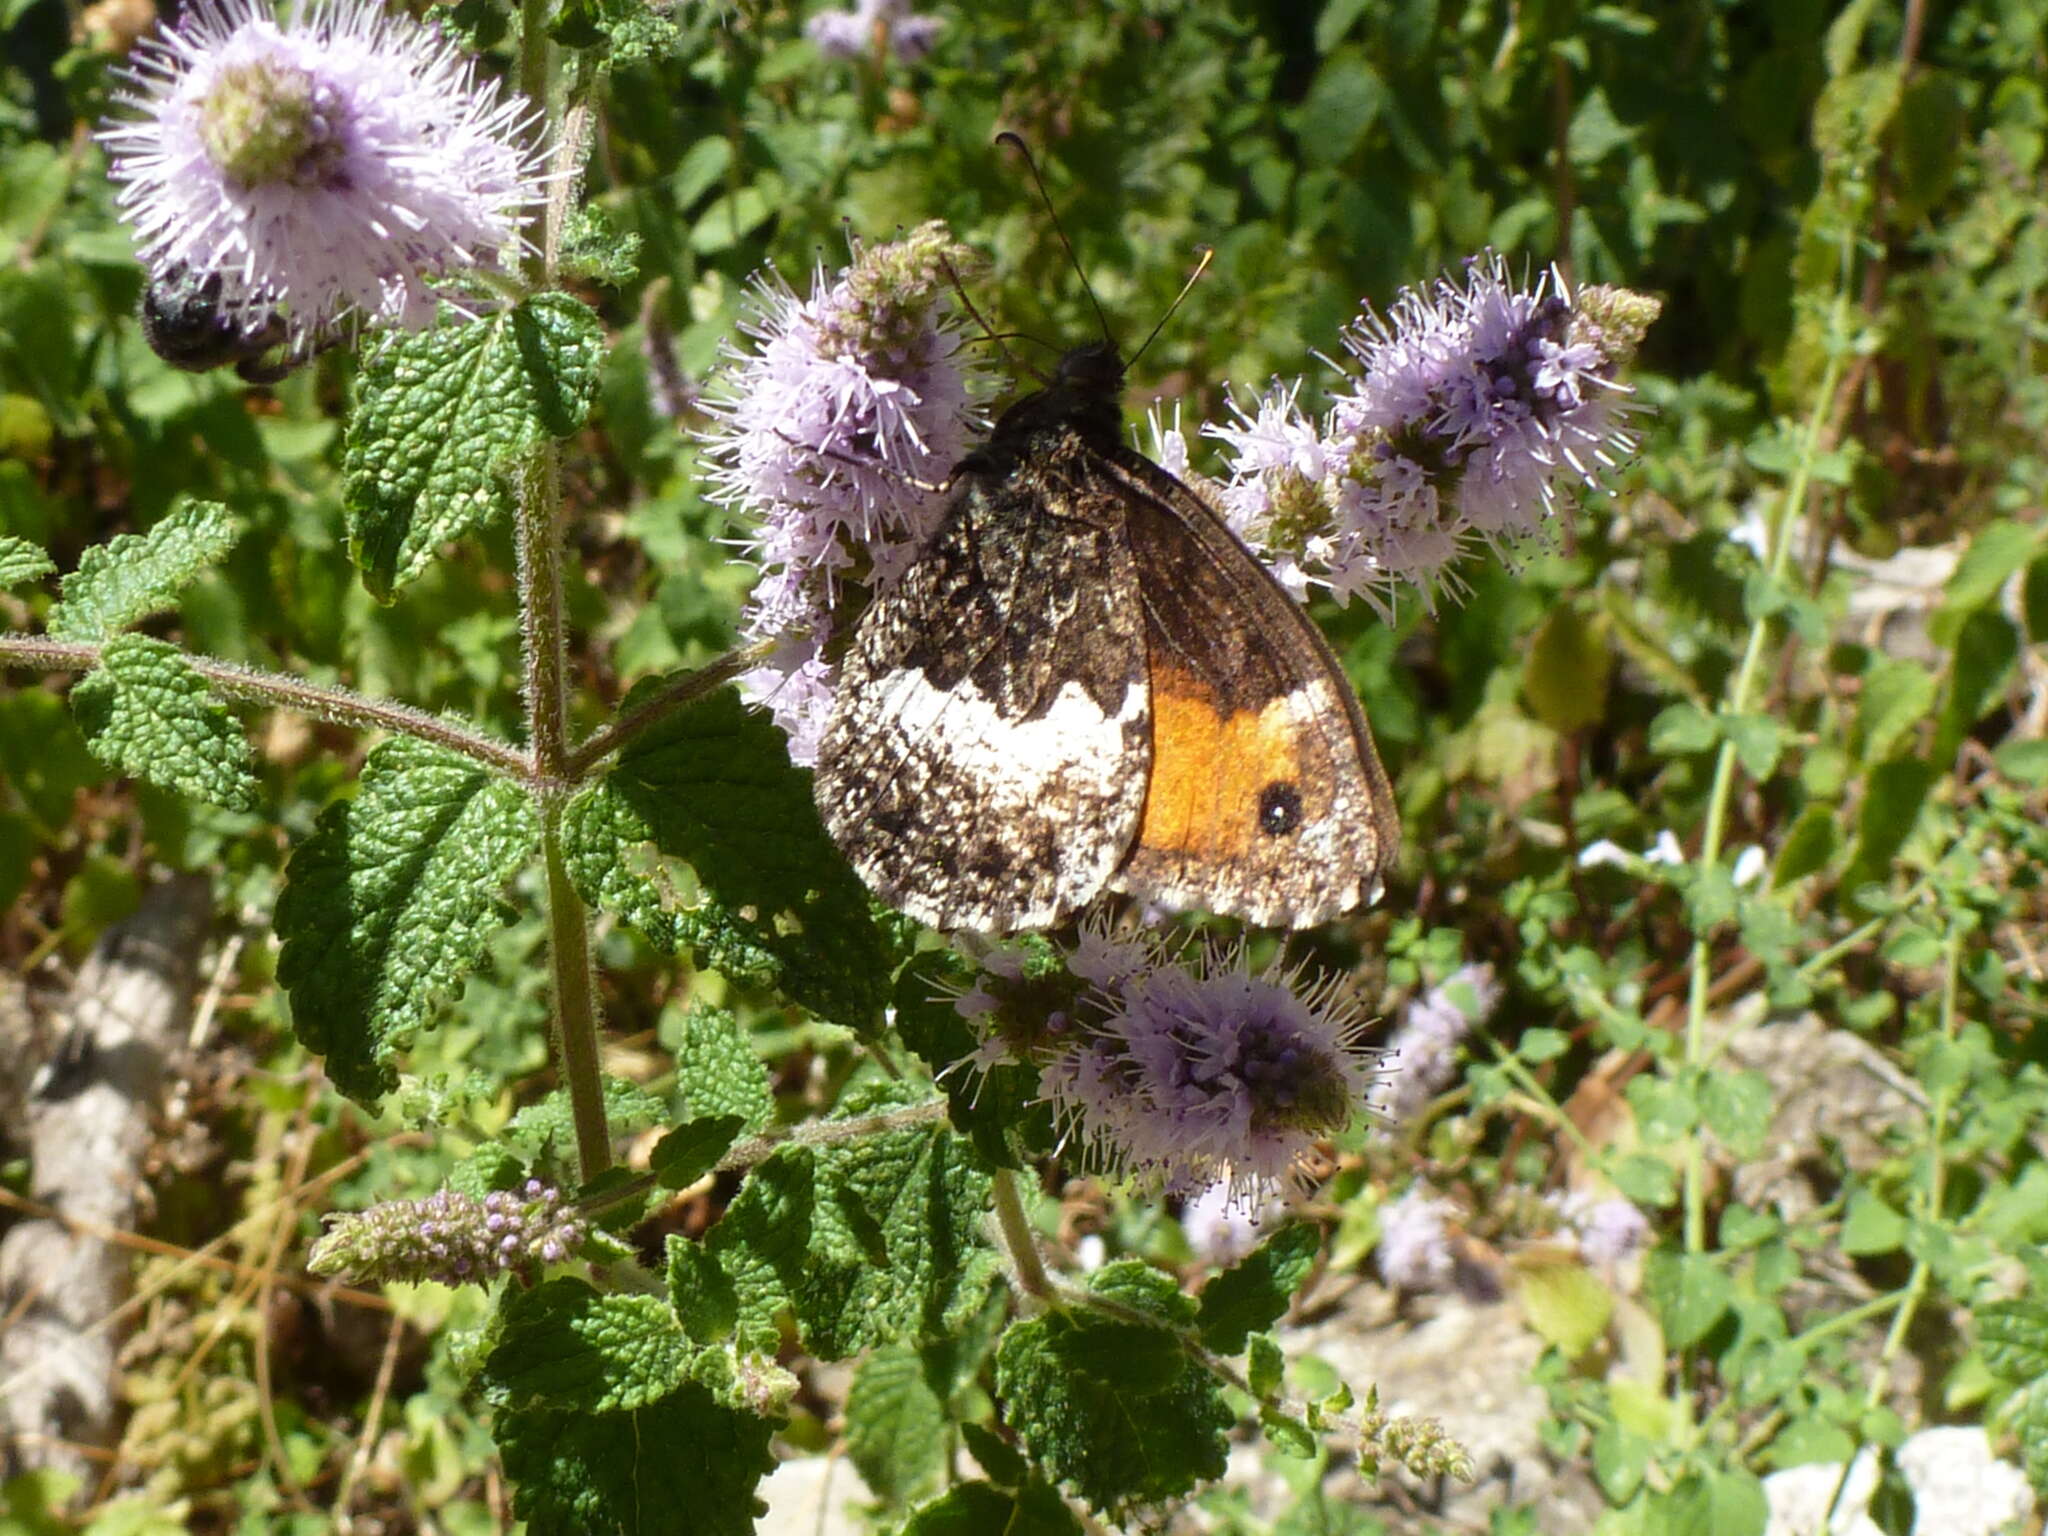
[811,330,1399,934]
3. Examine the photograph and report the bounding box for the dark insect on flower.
[140,263,298,384]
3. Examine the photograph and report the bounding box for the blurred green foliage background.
[3,0,2046,1528]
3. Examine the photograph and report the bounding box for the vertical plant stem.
[543,800,611,1178]
[508,3,610,1181]
[991,1168,1052,1301]
[1678,280,1851,1255]
[1865,926,1961,1408]
[519,438,610,1182]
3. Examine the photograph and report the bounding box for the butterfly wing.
[1103,447,1399,925]
[815,435,1151,933]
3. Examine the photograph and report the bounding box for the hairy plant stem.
[0,635,533,776]
[564,636,779,775]
[517,438,611,1182]
[991,1167,1052,1301]
[1679,281,1850,1257]
[575,1101,954,1217]
[505,1,615,1183]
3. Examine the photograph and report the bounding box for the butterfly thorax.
[958,341,1126,476]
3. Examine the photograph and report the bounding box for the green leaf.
[1196,1222,1321,1355]
[0,690,100,832]
[674,1007,773,1131]
[706,1084,994,1360]
[560,778,781,990]
[343,294,603,600]
[571,684,887,1029]
[995,1261,1231,1517]
[48,500,236,640]
[1700,1070,1773,1161]
[665,1235,740,1344]
[1855,658,1936,765]
[1890,70,1965,223]
[961,1421,1027,1487]
[2013,1383,2048,1503]
[1257,1404,1316,1458]
[844,1344,949,1508]
[1592,1423,1653,1503]
[1246,1333,1284,1399]
[1935,519,2043,635]
[1721,713,1786,780]
[1935,609,2020,763]
[899,1482,1083,1536]
[1772,805,1840,887]
[0,534,51,589]
[1649,702,1717,756]
[1980,1300,2048,1381]
[1843,755,1936,898]
[1996,739,2048,786]
[70,636,257,811]
[1644,1251,1731,1349]
[483,1279,691,1414]
[1653,1469,1767,1536]
[274,737,538,1100]
[1839,1190,1907,1256]
[505,1078,666,1168]
[1514,1255,1612,1359]
[651,1114,747,1190]
[496,1380,775,1536]
[1521,604,1611,733]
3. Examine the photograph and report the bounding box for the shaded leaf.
[651,1113,747,1190]
[899,1481,1083,1536]
[845,1344,949,1508]
[1196,1222,1322,1355]
[571,684,887,1028]
[496,1380,774,1536]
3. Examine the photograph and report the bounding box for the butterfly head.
[987,339,1126,452]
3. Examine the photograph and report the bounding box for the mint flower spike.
[1380,961,1501,1125]
[308,1180,587,1287]
[1209,256,1660,618]
[1037,936,1385,1203]
[700,223,990,765]
[99,0,548,354]
[808,0,943,64]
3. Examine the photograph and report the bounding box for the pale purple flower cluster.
[1161,260,1658,617]
[99,0,546,352]
[807,0,943,64]
[1380,962,1502,1124]
[961,932,1382,1200]
[1554,1192,1652,1268]
[307,1179,585,1285]
[1179,1181,1271,1265]
[701,224,988,764]
[1375,1186,1458,1291]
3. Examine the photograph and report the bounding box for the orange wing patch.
[1133,663,1312,860]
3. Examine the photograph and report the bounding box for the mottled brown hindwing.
[813,429,1152,932]
[1101,446,1399,925]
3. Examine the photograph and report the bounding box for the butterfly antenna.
[939,254,1050,385]
[996,131,1117,351]
[1127,244,1214,373]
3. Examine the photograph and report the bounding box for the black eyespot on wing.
[1258,781,1303,836]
